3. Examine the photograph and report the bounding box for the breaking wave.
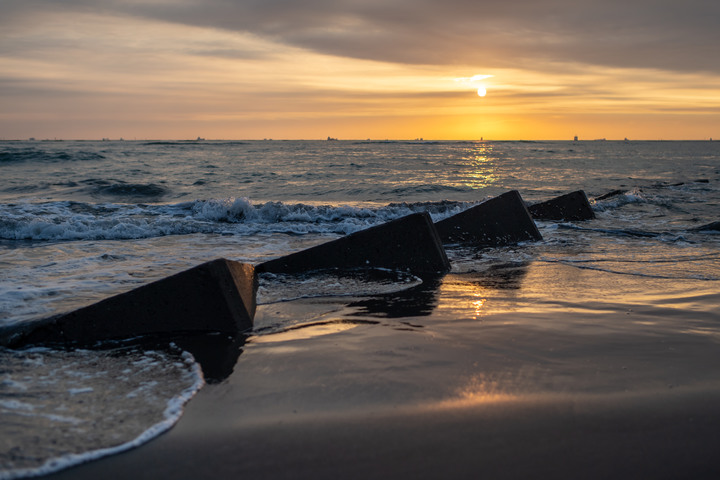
[0,198,473,242]
[591,188,649,211]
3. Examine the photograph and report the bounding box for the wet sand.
[44,264,720,479]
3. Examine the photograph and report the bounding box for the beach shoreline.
[42,264,720,479]
[2,139,719,479]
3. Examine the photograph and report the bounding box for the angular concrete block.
[434,190,542,245]
[692,221,720,232]
[528,190,595,221]
[3,259,257,348]
[257,212,450,277]
[594,189,626,201]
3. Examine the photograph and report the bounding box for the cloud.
[4,0,720,74]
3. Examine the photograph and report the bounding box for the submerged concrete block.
[257,212,450,277]
[692,221,720,232]
[434,190,542,245]
[3,259,257,348]
[528,190,595,221]
[594,189,626,201]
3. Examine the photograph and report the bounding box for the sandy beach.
[2,140,719,479]
[43,261,720,479]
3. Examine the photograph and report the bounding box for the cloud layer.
[4,0,720,72]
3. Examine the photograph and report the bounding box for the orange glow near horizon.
[1,13,719,140]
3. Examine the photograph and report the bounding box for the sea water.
[1,139,719,477]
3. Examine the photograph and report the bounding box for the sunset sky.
[2,0,719,140]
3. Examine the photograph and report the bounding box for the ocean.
[1,139,719,478]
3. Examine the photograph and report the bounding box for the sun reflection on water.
[461,143,497,190]
[437,277,495,318]
[471,295,487,320]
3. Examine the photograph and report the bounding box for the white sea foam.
[0,197,473,242]
[0,198,469,241]
[0,348,204,480]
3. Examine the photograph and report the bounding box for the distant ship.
[327,136,338,141]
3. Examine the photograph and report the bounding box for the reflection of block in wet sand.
[3,259,257,348]
[435,190,542,245]
[257,212,450,277]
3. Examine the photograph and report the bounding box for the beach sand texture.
[44,259,720,479]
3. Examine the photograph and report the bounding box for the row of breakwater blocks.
[1,189,595,359]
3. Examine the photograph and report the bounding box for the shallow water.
[0,347,202,480]
[1,139,719,477]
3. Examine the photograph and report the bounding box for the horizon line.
[1,138,716,143]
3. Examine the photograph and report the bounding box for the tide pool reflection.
[439,261,531,319]
[346,261,531,320]
[471,296,487,320]
[347,277,443,318]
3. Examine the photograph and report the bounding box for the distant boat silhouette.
[327,136,338,141]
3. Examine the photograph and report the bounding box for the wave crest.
[0,198,477,241]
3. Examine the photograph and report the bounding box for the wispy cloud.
[4,0,720,73]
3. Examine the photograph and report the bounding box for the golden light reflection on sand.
[250,320,358,344]
[433,375,519,409]
[471,296,487,320]
[435,268,531,319]
[437,279,495,318]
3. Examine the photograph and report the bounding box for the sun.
[454,74,492,97]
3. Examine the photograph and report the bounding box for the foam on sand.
[0,347,204,480]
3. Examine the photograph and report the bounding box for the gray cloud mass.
[3,0,720,73]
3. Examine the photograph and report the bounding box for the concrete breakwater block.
[3,259,257,348]
[434,190,542,245]
[594,189,626,201]
[692,221,720,232]
[528,190,595,221]
[257,212,450,277]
